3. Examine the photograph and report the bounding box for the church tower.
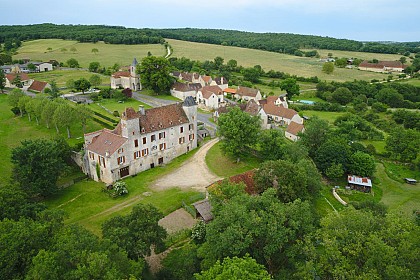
[130,58,141,91]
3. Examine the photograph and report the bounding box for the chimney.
[139,105,145,115]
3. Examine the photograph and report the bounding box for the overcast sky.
[1,0,419,42]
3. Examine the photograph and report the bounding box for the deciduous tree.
[195,255,270,280]
[11,139,69,197]
[322,62,334,74]
[53,103,77,138]
[217,106,261,160]
[74,78,91,93]
[348,151,376,177]
[0,70,5,93]
[138,56,173,94]
[280,78,300,100]
[102,204,167,260]
[89,74,101,87]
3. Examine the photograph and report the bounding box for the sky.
[1,0,419,42]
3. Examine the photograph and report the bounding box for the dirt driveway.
[151,138,223,192]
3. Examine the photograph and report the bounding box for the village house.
[170,82,202,100]
[358,60,407,73]
[210,77,229,90]
[171,71,228,89]
[196,85,224,109]
[263,102,303,127]
[27,80,50,93]
[234,86,262,102]
[213,99,268,128]
[285,121,305,141]
[110,58,141,91]
[1,61,53,74]
[5,73,33,88]
[83,97,198,184]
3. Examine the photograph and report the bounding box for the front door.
[119,167,129,178]
[158,157,163,165]
[150,163,155,169]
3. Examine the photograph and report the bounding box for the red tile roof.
[263,103,298,119]
[139,103,189,133]
[209,170,257,195]
[223,88,236,94]
[200,85,223,99]
[359,60,407,69]
[6,73,30,82]
[286,121,304,136]
[112,71,131,78]
[236,86,259,97]
[87,129,128,157]
[202,75,212,83]
[172,82,202,92]
[28,80,48,92]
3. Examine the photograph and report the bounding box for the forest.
[1,24,419,56]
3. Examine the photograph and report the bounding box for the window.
[159,143,166,151]
[134,139,138,147]
[159,132,166,139]
[98,156,106,168]
[134,151,141,159]
[142,137,147,144]
[89,152,95,160]
[118,148,124,154]
[151,135,156,142]
[189,134,195,141]
[117,156,125,165]
[179,137,185,144]
[141,148,149,157]
[180,126,184,133]
[189,124,193,131]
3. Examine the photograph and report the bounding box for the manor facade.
[84,97,198,184]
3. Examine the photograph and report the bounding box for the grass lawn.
[375,162,420,215]
[0,94,102,185]
[361,140,387,155]
[14,39,166,68]
[140,89,182,101]
[89,98,152,117]
[45,149,203,236]
[303,49,403,61]
[167,39,391,82]
[398,78,420,87]
[299,110,347,123]
[28,70,110,88]
[205,142,262,178]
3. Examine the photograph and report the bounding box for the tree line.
[0,23,164,46]
[1,24,419,56]
[154,28,420,55]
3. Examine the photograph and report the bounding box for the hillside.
[1,24,419,55]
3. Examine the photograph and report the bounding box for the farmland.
[14,39,166,68]
[167,39,395,82]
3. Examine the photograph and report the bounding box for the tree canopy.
[138,56,173,94]
[217,106,261,160]
[11,138,71,197]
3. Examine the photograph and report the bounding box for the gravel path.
[151,138,223,192]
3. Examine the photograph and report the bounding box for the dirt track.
[151,138,223,192]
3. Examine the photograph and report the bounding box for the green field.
[28,69,110,88]
[399,78,420,87]
[0,94,102,185]
[303,49,404,61]
[167,39,392,82]
[299,110,347,123]
[14,39,166,68]
[205,142,262,178]
[45,150,203,235]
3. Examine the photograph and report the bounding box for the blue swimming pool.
[299,100,315,105]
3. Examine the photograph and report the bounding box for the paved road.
[132,92,217,130]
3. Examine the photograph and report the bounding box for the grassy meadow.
[303,48,403,61]
[0,94,103,185]
[205,142,262,178]
[14,39,166,68]
[28,69,110,88]
[45,149,203,235]
[167,39,394,82]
